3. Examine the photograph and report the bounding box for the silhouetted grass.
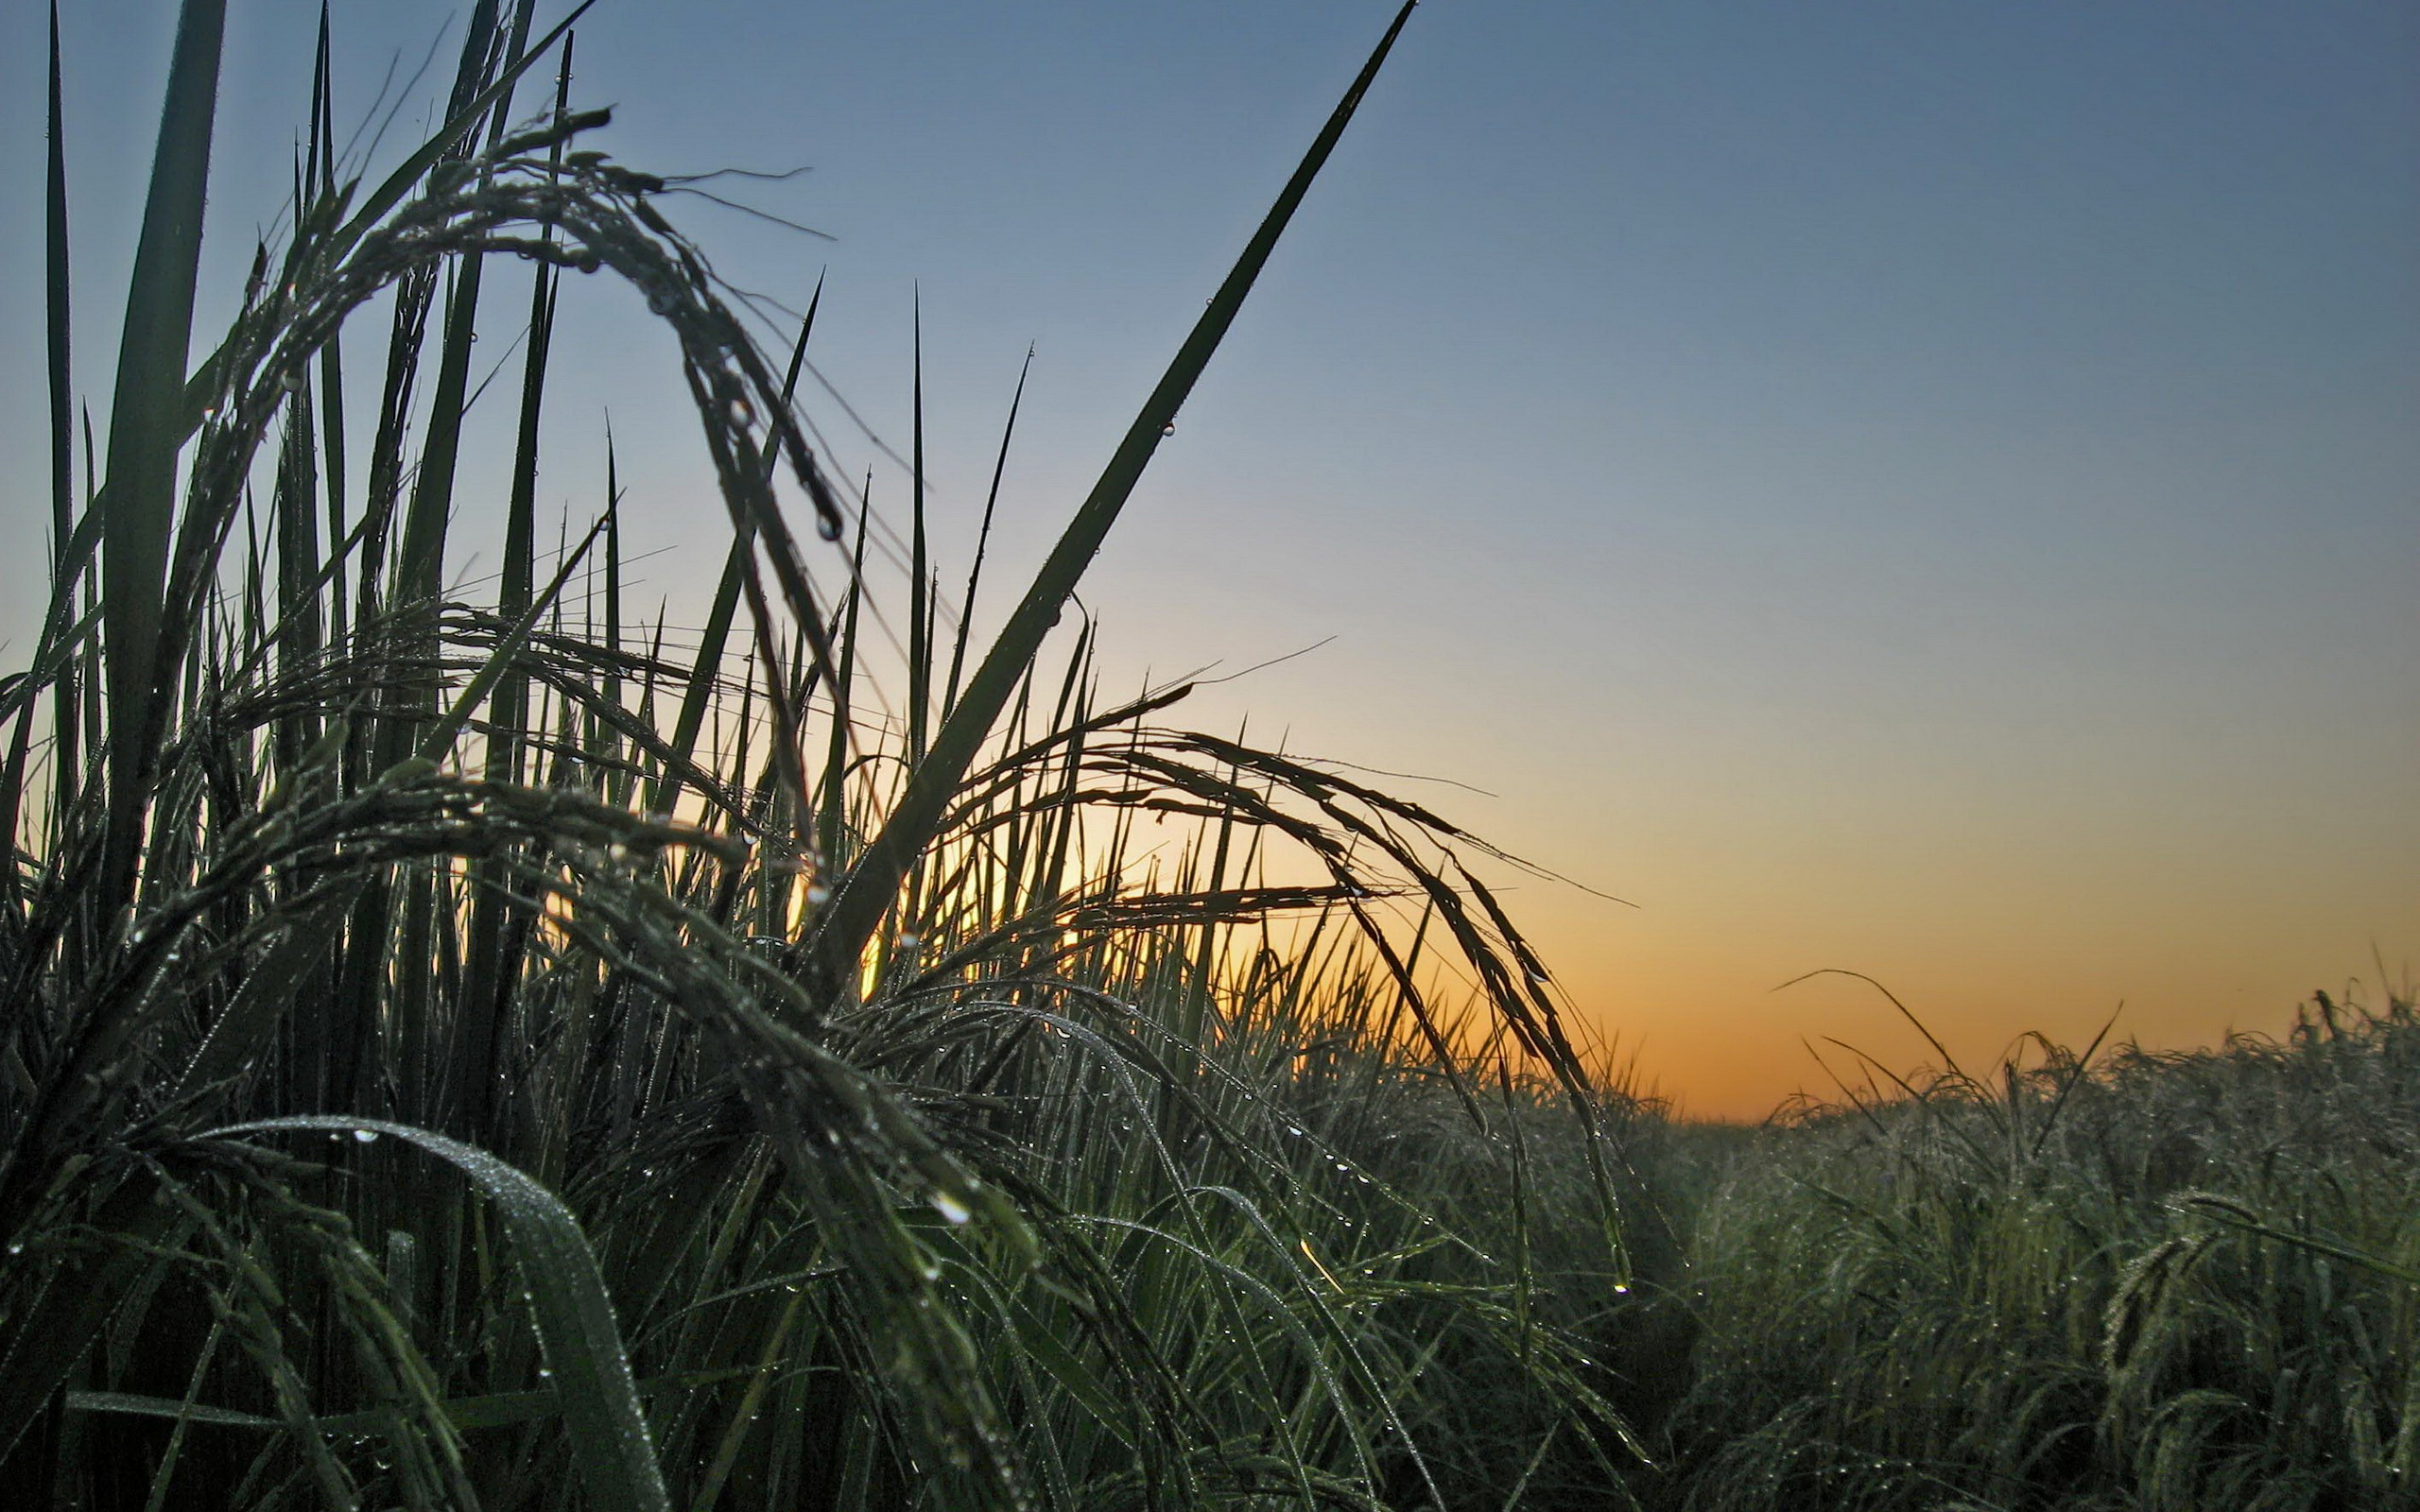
[5,3,2396,1509]
[3,3,1668,1506]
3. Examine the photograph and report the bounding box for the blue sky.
[4,0,2414,1114]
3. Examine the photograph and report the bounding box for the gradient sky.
[5,1,2415,1118]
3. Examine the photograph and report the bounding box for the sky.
[3,0,2414,1118]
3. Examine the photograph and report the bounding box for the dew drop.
[352,1128,380,1144]
[816,514,843,542]
[931,1192,972,1226]
[1160,421,1176,438]
[647,290,674,317]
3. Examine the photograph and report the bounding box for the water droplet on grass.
[353,1128,380,1143]
[932,1193,972,1225]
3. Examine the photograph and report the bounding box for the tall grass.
[1,2,1667,1506]
[1667,984,2420,1511]
[17,5,2388,1508]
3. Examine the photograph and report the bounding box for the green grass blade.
[44,0,77,829]
[270,368,322,773]
[312,10,351,648]
[941,345,1031,718]
[385,1,515,615]
[206,1117,673,1512]
[390,266,487,610]
[96,0,227,910]
[908,289,930,768]
[818,492,873,875]
[813,0,1421,984]
[603,437,626,793]
[62,1391,274,1433]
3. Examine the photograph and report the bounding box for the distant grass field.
[5,3,2404,1507]
[1662,985,2420,1511]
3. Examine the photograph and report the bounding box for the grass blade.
[96,0,228,910]
[941,345,1031,719]
[908,289,931,768]
[207,1116,673,1512]
[45,0,76,826]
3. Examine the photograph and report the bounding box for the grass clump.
[3,2,1668,1506]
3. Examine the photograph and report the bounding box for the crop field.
[3,3,2407,1507]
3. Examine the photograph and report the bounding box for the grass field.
[4,3,2407,1506]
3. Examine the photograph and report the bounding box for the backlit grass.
[4,4,2400,1508]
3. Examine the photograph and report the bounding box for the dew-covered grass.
[4,3,2398,1507]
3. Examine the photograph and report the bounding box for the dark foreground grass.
[5,3,1665,1506]
[6,3,2403,1508]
